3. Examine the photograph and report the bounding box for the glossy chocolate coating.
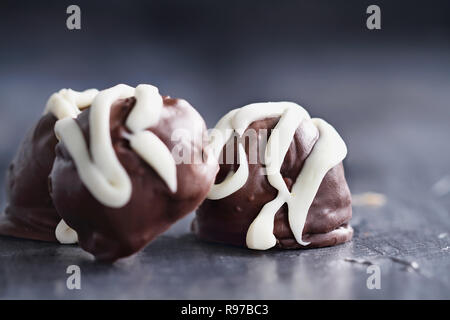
[192,117,353,249]
[50,96,218,262]
[0,113,61,242]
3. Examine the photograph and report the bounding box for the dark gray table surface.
[0,1,449,300]
[0,55,449,298]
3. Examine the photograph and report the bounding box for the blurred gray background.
[0,0,449,299]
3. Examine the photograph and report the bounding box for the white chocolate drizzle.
[55,220,79,244]
[42,88,99,245]
[206,102,347,250]
[45,88,99,119]
[53,84,177,244]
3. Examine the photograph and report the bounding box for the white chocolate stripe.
[264,105,306,177]
[42,87,98,245]
[55,116,132,207]
[247,118,347,249]
[207,109,240,160]
[207,102,311,199]
[55,219,78,244]
[129,131,177,193]
[45,88,99,119]
[126,84,163,132]
[232,102,309,136]
[53,84,178,244]
[207,143,248,200]
[54,84,178,208]
[89,84,135,198]
[246,195,285,250]
[287,118,347,245]
[206,102,347,250]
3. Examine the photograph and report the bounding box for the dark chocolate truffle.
[192,102,353,250]
[50,84,218,262]
[0,89,98,242]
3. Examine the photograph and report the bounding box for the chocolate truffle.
[0,88,98,242]
[192,102,353,250]
[50,84,218,262]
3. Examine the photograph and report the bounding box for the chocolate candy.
[0,89,98,242]
[50,84,218,261]
[192,102,353,250]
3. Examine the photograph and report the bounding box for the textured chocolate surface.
[193,116,353,249]
[0,113,61,242]
[50,96,218,262]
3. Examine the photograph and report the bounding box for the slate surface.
[0,0,449,300]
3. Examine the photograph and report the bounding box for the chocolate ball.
[0,113,60,241]
[192,102,353,250]
[50,84,218,262]
[0,89,97,242]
